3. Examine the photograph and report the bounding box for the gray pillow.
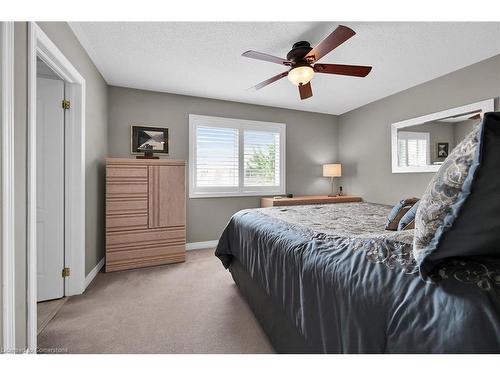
[398,200,419,231]
[386,198,419,231]
[414,112,500,277]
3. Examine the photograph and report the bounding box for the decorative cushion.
[414,112,500,277]
[385,198,419,231]
[397,200,419,231]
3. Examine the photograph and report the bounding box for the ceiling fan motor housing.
[286,41,313,65]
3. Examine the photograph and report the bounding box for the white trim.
[391,99,495,174]
[27,22,86,353]
[186,240,219,251]
[188,114,286,198]
[1,21,15,353]
[27,23,37,354]
[85,258,104,289]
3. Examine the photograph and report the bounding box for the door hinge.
[62,267,70,278]
[62,99,71,110]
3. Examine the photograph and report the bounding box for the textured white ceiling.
[69,22,500,115]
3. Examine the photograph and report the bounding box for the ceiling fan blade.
[298,82,313,100]
[242,50,291,66]
[305,25,356,63]
[249,71,289,91]
[314,63,372,77]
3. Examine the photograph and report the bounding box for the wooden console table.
[260,195,362,208]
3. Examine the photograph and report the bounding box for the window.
[189,115,285,198]
[397,131,430,167]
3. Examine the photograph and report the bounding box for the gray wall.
[108,86,339,242]
[454,119,477,146]
[37,22,108,275]
[338,54,500,205]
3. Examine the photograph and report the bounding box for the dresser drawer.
[107,198,148,215]
[105,252,185,272]
[107,228,186,248]
[107,181,148,196]
[106,244,185,263]
[106,165,148,179]
[106,214,149,232]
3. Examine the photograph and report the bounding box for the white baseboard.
[186,240,218,251]
[85,258,104,289]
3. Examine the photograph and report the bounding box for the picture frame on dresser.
[131,125,170,155]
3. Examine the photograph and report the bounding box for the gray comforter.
[215,202,500,353]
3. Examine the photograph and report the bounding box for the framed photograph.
[437,142,449,158]
[131,125,169,155]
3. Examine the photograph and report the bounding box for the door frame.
[27,22,86,352]
[1,21,16,353]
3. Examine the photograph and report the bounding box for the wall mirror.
[391,99,495,173]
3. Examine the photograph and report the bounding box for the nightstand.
[260,195,362,208]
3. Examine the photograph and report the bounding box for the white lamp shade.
[287,66,314,86]
[323,164,342,177]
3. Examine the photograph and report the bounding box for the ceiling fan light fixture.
[287,65,314,86]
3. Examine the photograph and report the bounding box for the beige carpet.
[38,248,274,353]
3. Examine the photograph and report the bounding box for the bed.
[215,202,500,353]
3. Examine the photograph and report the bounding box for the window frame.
[189,114,286,198]
[397,131,430,167]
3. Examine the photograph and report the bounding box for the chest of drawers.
[105,158,186,272]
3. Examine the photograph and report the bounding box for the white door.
[37,77,65,302]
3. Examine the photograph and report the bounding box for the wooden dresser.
[260,195,362,207]
[105,158,186,272]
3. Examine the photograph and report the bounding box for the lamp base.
[328,176,337,197]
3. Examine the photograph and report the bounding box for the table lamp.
[323,164,342,197]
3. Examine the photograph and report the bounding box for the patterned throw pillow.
[385,198,419,231]
[413,122,482,272]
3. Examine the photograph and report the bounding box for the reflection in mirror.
[397,111,481,168]
[391,99,494,173]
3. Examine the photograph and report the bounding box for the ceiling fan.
[242,25,372,100]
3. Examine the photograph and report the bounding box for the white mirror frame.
[391,99,495,173]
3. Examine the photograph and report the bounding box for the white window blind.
[195,126,239,187]
[398,131,430,167]
[189,115,286,198]
[244,130,280,187]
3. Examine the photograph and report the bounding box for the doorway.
[27,23,86,352]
